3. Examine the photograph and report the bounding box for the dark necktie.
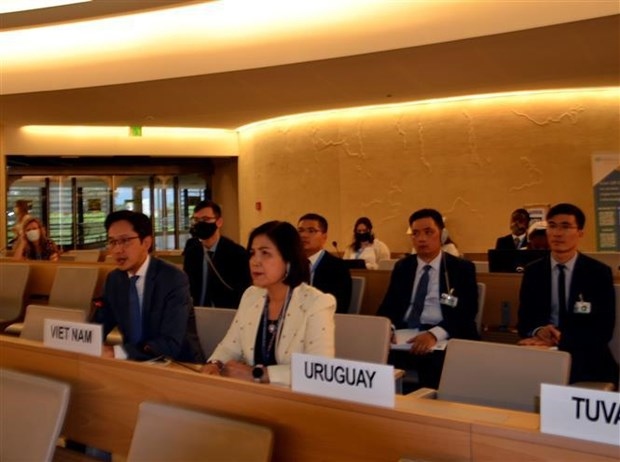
[199,250,215,306]
[408,265,432,328]
[128,275,142,344]
[557,264,566,314]
[514,237,521,248]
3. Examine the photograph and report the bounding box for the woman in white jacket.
[203,220,336,386]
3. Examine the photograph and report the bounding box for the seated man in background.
[183,200,251,308]
[495,208,530,250]
[298,213,352,313]
[518,203,618,385]
[377,208,479,389]
[96,210,205,363]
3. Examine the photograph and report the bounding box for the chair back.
[20,304,88,341]
[610,284,620,364]
[473,261,489,273]
[335,314,391,364]
[475,282,486,335]
[194,307,236,359]
[348,276,366,314]
[438,339,571,412]
[127,401,273,462]
[48,266,98,312]
[0,262,30,321]
[65,249,101,262]
[377,259,397,271]
[1,368,70,462]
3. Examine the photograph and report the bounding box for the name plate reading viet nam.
[44,319,103,357]
[291,353,394,408]
[541,383,620,446]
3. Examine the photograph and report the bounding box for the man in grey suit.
[518,203,618,385]
[96,210,204,363]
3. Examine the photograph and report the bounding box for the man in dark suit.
[495,208,530,250]
[298,213,352,313]
[377,208,479,388]
[517,203,618,385]
[183,200,251,308]
[97,210,204,363]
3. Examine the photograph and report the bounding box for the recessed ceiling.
[0,1,618,129]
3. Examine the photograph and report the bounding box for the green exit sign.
[129,126,142,137]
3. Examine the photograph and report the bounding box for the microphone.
[332,241,342,258]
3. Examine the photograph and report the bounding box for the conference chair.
[335,314,391,364]
[473,261,489,273]
[377,259,397,271]
[475,282,486,335]
[127,401,273,462]
[611,284,620,366]
[0,368,71,462]
[48,265,99,313]
[0,262,30,328]
[348,276,366,314]
[409,339,571,412]
[64,249,101,262]
[20,304,88,342]
[194,307,236,358]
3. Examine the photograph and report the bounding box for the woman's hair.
[15,200,30,217]
[247,220,309,287]
[351,216,375,251]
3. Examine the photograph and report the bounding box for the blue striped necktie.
[128,275,142,344]
[408,265,432,328]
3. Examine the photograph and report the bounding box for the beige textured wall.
[238,88,620,254]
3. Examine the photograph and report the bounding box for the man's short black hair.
[546,203,586,229]
[408,208,445,229]
[298,213,328,233]
[104,210,153,239]
[512,208,530,222]
[193,200,222,218]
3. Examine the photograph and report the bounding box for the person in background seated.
[343,217,390,269]
[298,213,352,314]
[517,203,618,386]
[96,210,204,363]
[495,208,530,250]
[526,220,550,250]
[183,200,251,308]
[203,221,336,386]
[10,199,32,249]
[377,208,479,389]
[12,216,59,262]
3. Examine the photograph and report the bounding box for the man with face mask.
[182,200,251,308]
[495,208,530,250]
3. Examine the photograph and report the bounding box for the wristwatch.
[252,364,265,383]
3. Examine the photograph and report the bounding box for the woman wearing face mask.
[13,217,59,262]
[343,217,390,269]
[202,220,336,386]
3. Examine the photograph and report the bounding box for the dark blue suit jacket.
[313,251,352,314]
[377,252,479,340]
[96,256,205,363]
[518,253,618,384]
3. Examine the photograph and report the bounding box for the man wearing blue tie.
[377,208,479,389]
[517,203,618,385]
[96,210,204,363]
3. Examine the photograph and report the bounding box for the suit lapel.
[276,286,306,359]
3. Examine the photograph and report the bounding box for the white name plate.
[44,319,103,357]
[291,353,394,408]
[541,383,620,446]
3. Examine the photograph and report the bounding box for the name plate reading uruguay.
[291,353,394,408]
[540,383,620,446]
[44,319,103,357]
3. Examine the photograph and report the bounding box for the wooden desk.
[1,337,617,461]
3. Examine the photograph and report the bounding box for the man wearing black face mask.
[183,200,251,308]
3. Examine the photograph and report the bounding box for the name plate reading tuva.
[291,353,394,408]
[44,319,103,357]
[541,383,620,446]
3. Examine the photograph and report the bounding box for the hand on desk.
[222,360,255,382]
[407,332,437,355]
[518,324,561,347]
[102,345,115,358]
